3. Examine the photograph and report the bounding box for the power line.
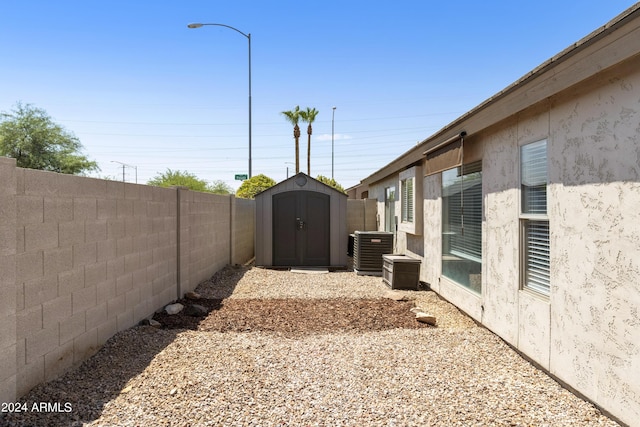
[59,111,462,127]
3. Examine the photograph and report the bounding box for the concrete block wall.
[232,197,255,265]
[0,157,17,405]
[0,162,255,403]
[13,169,179,398]
[346,199,377,234]
[181,189,233,292]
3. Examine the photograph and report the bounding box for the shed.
[255,173,348,267]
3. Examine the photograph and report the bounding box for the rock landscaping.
[1,265,619,426]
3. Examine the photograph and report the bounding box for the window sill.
[519,287,550,302]
[440,275,482,297]
[398,222,420,235]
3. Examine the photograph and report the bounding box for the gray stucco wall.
[370,172,427,260]
[366,51,640,425]
[479,57,640,422]
[547,57,640,420]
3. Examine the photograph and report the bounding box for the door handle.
[296,217,305,230]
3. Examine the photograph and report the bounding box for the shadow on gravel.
[1,327,182,427]
[2,265,431,426]
[194,264,250,299]
[1,266,251,427]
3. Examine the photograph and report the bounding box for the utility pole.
[111,161,137,183]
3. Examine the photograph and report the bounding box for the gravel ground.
[2,265,619,426]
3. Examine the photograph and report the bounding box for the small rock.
[410,307,423,314]
[384,290,408,301]
[121,385,133,393]
[415,312,437,325]
[165,303,184,315]
[185,291,201,300]
[184,304,209,317]
[170,388,178,395]
[139,318,163,327]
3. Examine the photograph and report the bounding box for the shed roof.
[353,3,640,189]
[255,172,348,198]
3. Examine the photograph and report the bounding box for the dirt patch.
[153,298,430,335]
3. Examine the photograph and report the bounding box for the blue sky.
[1,1,636,190]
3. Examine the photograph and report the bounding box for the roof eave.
[357,3,640,188]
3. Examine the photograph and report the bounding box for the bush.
[235,174,276,199]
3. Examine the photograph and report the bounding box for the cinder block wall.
[232,197,256,265]
[346,199,378,233]
[0,158,17,404]
[0,162,255,402]
[181,189,234,293]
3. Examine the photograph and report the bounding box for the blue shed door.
[272,191,330,266]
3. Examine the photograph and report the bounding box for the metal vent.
[353,231,393,275]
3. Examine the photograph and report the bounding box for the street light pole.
[187,22,252,178]
[332,106,336,179]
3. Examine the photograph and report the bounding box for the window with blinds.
[401,178,413,223]
[442,161,482,292]
[398,166,422,235]
[521,140,550,296]
[521,140,548,214]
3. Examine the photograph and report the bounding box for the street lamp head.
[332,106,336,110]
[187,23,203,28]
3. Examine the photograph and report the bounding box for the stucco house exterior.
[349,4,640,425]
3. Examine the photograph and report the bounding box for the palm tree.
[281,105,301,174]
[299,107,319,175]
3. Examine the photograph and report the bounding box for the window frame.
[519,139,550,297]
[441,160,483,293]
[401,178,413,223]
[398,165,422,235]
[384,186,397,233]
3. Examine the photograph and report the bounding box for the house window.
[401,178,413,223]
[384,186,396,232]
[398,166,422,235]
[520,140,550,295]
[442,161,482,293]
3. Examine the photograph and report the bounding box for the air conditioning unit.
[353,231,394,275]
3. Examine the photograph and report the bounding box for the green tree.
[0,102,98,174]
[316,175,346,194]
[148,169,210,192]
[299,107,319,176]
[236,174,276,199]
[281,105,301,174]
[209,180,234,195]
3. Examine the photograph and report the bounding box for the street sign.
[234,174,248,181]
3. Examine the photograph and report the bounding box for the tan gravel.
[1,265,619,426]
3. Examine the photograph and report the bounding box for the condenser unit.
[353,231,394,275]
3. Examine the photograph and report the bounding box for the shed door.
[273,191,330,266]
